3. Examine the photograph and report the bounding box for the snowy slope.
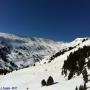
[0,36,90,90]
[0,56,84,90]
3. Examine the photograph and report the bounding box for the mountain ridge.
[0,32,89,73]
[0,32,66,72]
[0,32,90,90]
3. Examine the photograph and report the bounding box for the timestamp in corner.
[0,86,18,90]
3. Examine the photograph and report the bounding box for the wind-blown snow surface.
[0,37,90,90]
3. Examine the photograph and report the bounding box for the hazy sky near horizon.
[0,0,90,41]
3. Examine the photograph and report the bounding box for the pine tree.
[82,68,88,83]
[87,58,90,69]
[84,83,87,90]
[47,76,54,86]
[75,86,78,90]
[68,71,73,80]
[41,79,46,86]
[79,85,84,90]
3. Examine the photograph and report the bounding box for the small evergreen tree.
[87,59,90,69]
[82,68,88,83]
[41,79,46,86]
[75,86,78,90]
[47,76,54,86]
[79,85,84,90]
[68,71,73,80]
[84,83,87,90]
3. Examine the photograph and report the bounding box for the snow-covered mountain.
[0,33,89,72]
[0,33,69,71]
[0,33,90,90]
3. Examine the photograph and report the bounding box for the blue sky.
[0,0,90,41]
